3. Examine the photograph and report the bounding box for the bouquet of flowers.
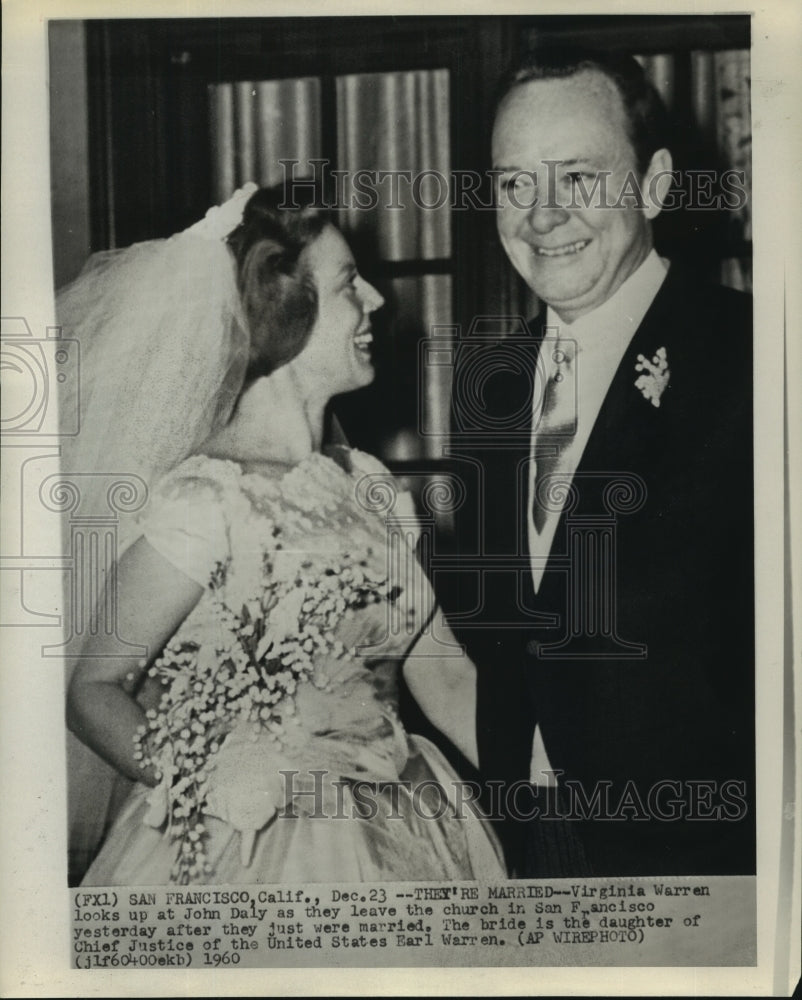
[134,541,395,883]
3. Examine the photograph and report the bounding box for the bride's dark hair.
[227,184,330,379]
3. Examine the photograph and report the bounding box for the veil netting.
[57,184,256,882]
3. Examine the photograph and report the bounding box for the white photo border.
[1,0,800,995]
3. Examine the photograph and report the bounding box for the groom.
[450,47,754,877]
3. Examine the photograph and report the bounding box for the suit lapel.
[534,265,684,580]
[570,263,681,481]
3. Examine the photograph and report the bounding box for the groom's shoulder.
[661,262,752,332]
[640,266,752,437]
[650,265,752,394]
[696,277,752,334]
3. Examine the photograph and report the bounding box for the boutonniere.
[634,347,670,407]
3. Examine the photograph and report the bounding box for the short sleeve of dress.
[143,470,230,587]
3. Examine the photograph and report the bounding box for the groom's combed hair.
[496,46,670,175]
[227,184,330,379]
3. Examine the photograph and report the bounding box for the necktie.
[531,340,577,534]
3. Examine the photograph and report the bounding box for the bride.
[63,183,505,885]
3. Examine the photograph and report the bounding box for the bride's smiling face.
[295,225,384,395]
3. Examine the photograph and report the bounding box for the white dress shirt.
[527,249,669,784]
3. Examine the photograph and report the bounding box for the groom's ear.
[642,148,674,221]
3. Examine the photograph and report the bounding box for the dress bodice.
[139,449,435,846]
[149,447,432,672]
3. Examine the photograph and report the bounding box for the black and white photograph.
[1,0,800,995]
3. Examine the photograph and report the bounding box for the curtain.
[638,50,752,291]
[210,77,322,198]
[690,50,751,239]
[210,68,451,259]
[336,69,451,260]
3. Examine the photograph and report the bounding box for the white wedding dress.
[82,447,504,885]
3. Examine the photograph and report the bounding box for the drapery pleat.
[713,50,752,245]
[636,54,677,109]
[384,274,453,461]
[336,69,451,260]
[210,77,322,198]
[210,84,237,200]
[420,277,455,460]
[233,81,256,188]
[690,51,716,140]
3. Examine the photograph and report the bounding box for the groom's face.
[492,69,662,323]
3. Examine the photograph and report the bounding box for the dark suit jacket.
[447,263,755,877]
